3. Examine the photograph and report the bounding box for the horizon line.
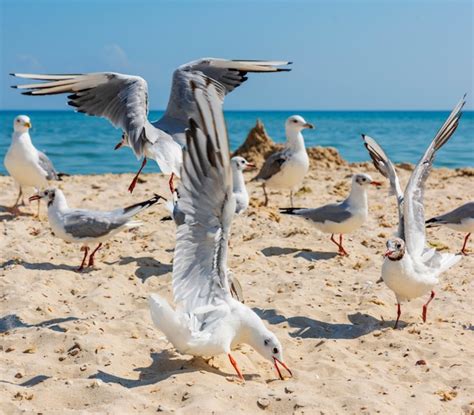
[1,108,473,113]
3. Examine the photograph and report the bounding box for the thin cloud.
[103,43,129,69]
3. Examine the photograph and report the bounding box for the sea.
[1,110,473,175]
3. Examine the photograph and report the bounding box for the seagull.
[29,189,163,271]
[362,95,466,328]
[149,79,292,381]
[280,173,381,256]
[231,156,255,215]
[12,59,291,193]
[252,115,313,207]
[426,201,474,255]
[4,115,64,216]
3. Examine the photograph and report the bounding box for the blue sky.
[0,0,472,110]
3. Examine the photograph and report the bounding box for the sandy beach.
[0,158,473,414]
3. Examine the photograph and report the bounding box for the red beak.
[29,195,41,202]
[273,357,292,380]
[371,181,382,186]
[244,163,256,171]
[114,140,123,150]
[384,250,393,257]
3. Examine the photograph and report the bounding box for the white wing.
[12,72,157,158]
[155,58,291,145]
[172,78,236,314]
[362,134,405,238]
[404,95,466,258]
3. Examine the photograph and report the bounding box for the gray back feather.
[253,149,289,181]
[63,211,127,239]
[38,151,59,180]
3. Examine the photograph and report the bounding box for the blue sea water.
[0,110,473,175]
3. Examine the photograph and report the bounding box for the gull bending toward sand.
[252,115,313,207]
[362,95,466,328]
[149,80,292,381]
[29,189,163,271]
[4,115,64,216]
[12,58,291,193]
[280,173,381,256]
[426,201,474,255]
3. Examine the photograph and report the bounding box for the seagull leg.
[330,234,340,251]
[422,290,435,323]
[338,234,349,256]
[262,184,269,207]
[290,190,294,208]
[228,353,244,380]
[77,246,90,272]
[7,188,23,215]
[36,198,41,218]
[168,173,175,194]
[87,243,103,268]
[394,303,401,329]
[461,233,471,255]
[128,157,147,193]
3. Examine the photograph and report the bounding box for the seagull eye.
[293,119,298,123]
[264,339,269,346]
[273,347,278,354]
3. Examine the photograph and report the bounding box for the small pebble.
[257,398,270,409]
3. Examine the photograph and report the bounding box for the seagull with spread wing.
[362,96,466,328]
[149,80,292,381]
[12,59,291,193]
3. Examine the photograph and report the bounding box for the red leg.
[128,157,147,193]
[77,246,89,272]
[228,353,244,380]
[422,290,435,323]
[394,303,401,329]
[168,173,175,194]
[461,233,471,255]
[87,243,103,267]
[330,234,339,250]
[338,234,349,256]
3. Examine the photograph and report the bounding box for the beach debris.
[436,389,458,401]
[257,397,270,409]
[415,360,427,366]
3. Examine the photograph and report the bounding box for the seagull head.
[252,329,292,380]
[285,115,314,133]
[384,237,406,261]
[13,115,32,133]
[114,132,128,150]
[352,173,382,188]
[230,156,256,172]
[29,188,57,207]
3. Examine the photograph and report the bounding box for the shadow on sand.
[0,314,79,333]
[89,350,259,386]
[105,256,172,282]
[261,246,338,261]
[254,308,400,339]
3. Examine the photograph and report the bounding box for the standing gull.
[12,58,291,193]
[149,80,292,381]
[29,189,163,271]
[231,156,255,215]
[4,115,63,216]
[426,201,474,255]
[362,95,465,328]
[280,173,381,255]
[253,115,313,206]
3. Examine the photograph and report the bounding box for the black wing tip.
[21,91,34,96]
[276,68,292,72]
[10,85,18,89]
[279,207,302,214]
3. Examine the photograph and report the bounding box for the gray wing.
[253,149,290,181]
[362,134,405,238]
[12,72,157,158]
[427,201,474,225]
[404,95,466,257]
[283,201,352,224]
[172,79,236,314]
[63,210,127,239]
[37,151,59,180]
[155,58,291,145]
